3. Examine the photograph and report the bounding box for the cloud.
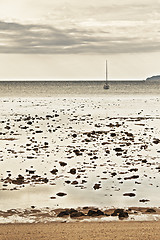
[0,19,160,54]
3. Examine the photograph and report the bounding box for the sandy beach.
[0,221,160,240]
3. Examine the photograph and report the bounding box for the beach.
[0,221,160,240]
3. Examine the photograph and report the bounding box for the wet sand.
[0,221,160,240]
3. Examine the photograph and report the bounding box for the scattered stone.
[87,209,104,217]
[123,193,136,197]
[124,175,139,180]
[93,183,101,190]
[70,211,85,218]
[56,192,67,197]
[50,169,58,175]
[70,168,76,175]
[59,161,67,167]
[57,211,69,217]
[139,199,150,202]
[146,208,156,213]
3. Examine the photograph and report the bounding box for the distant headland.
[146,75,160,81]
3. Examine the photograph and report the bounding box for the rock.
[111,209,124,216]
[71,181,78,185]
[65,180,71,184]
[118,211,129,219]
[124,175,139,180]
[27,121,32,125]
[59,161,67,167]
[73,150,82,156]
[93,183,101,190]
[111,172,117,177]
[72,134,77,138]
[123,193,136,197]
[111,209,129,219]
[70,211,85,218]
[96,210,105,216]
[28,170,36,174]
[110,133,116,137]
[12,175,24,185]
[114,148,123,152]
[35,130,43,133]
[139,199,150,202]
[146,208,156,213]
[50,169,58,175]
[57,211,69,217]
[70,168,76,174]
[129,168,138,172]
[153,138,160,144]
[87,210,98,217]
[56,192,67,197]
[87,209,104,217]
[42,178,49,183]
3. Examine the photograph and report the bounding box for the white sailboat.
[103,60,109,89]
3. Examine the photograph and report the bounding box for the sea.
[0,80,159,97]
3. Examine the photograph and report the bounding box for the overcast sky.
[0,0,160,80]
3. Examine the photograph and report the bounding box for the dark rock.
[110,133,116,137]
[12,175,24,185]
[70,211,85,218]
[93,183,101,190]
[65,180,71,184]
[96,210,105,216]
[72,134,77,138]
[123,193,136,197]
[139,199,150,202]
[50,169,58,175]
[73,150,82,156]
[70,168,76,174]
[42,178,48,183]
[59,161,67,167]
[111,209,124,216]
[56,192,67,197]
[129,168,138,172]
[111,172,117,177]
[146,208,156,213]
[68,208,77,214]
[71,181,78,185]
[118,211,129,219]
[87,209,104,217]
[153,138,160,144]
[142,160,147,163]
[27,121,32,125]
[124,175,139,180]
[114,148,123,152]
[57,211,69,217]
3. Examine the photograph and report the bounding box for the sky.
[0,0,160,80]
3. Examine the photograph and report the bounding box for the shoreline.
[0,206,160,224]
[0,221,160,240]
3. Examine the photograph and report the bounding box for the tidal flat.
[0,94,160,223]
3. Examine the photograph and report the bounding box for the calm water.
[0,81,160,97]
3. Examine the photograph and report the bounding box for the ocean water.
[0,80,159,97]
[0,80,160,215]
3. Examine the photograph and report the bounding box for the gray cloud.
[0,20,160,54]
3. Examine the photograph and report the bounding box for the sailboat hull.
[104,84,109,89]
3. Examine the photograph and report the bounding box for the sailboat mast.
[106,60,108,81]
[103,60,109,89]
